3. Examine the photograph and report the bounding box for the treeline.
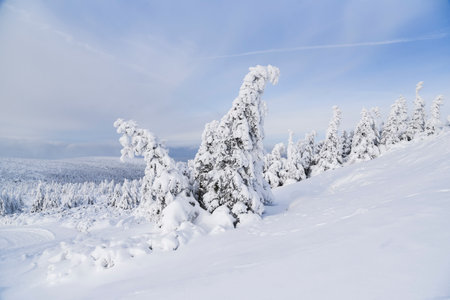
[264,82,444,188]
[0,179,143,216]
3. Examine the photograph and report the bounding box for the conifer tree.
[114,119,194,221]
[299,131,316,177]
[313,106,342,175]
[407,81,426,140]
[341,130,353,162]
[381,97,408,147]
[194,65,279,221]
[425,95,444,135]
[285,130,306,184]
[349,108,380,163]
[31,182,45,213]
[263,143,287,188]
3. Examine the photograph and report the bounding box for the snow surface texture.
[1,129,449,299]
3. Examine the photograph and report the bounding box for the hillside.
[0,130,449,299]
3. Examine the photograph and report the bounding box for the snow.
[1,129,450,299]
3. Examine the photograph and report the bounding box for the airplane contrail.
[205,33,447,59]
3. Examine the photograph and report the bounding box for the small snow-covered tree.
[43,183,60,210]
[381,96,408,147]
[112,179,138,210]
[114,119,196,223]
[341,130,353,162]
[31,182,45,213]
[108,183,122,207]
[0,190,23,216]
[407,81,426,140]
[397,96,409,141]
[312,106,342,175]
[194,65,279,222]
[348,108,380,163]
[263,143,287,188]
[425,95,444,135]
[285,130,306,184]
[193,120,219,203]
[371,107,382,145]
[299,131,316,177]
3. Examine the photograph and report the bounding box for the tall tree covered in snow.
[407,81,426,140]
[381,96,409,147]
[114,119,195,222]
[425,95,444,135]
[263,143,287,188]
[285,130,306,184]
[194,65,279,222]
[313,106,342,175]
[349,108,380,163]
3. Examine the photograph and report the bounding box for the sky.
[0,0,449,159]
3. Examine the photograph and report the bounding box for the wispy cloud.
[206,33,447,59]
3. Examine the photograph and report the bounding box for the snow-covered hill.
[0,130,449,299]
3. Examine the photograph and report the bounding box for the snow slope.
[1,130,449,299]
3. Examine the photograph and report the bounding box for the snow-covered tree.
[193,120,219,202]
[381,96,408,147]
[0,190,23,216]
[425,95,444,135]
[114,119,196,223]
[341,130,353,162]
[396,96,409,141]
[111,179,138,210]
[263,143,287,188]
[348,108,380,163]
[299,131,316,177]
[194,65,279,222]
[407,81,426,140]
[312,106,342,175]
[31,182,46,213]
[371,107,382,145]
[285,130,306,184]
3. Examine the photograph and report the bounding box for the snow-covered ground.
[1,130,449,299]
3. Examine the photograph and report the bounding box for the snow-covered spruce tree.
[114,119,197,225]
[348,108,380,163]
[381,96,408,147]
[108,183,122,207]
[312,106,342,175]
[263,143,287,188]
[194,65,279,222]
[31,182,45,213]
[0,190,23,216]
[396,96,409,141]
[299,131,316,177]
[407,81,426,140]
[371,107,382,146]
[340,130,353,162]
[425,95,444,135]
[192,120,219,202]
[285,130,306,185]
[113,179,138,210]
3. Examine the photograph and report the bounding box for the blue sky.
[0,0,449,158]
